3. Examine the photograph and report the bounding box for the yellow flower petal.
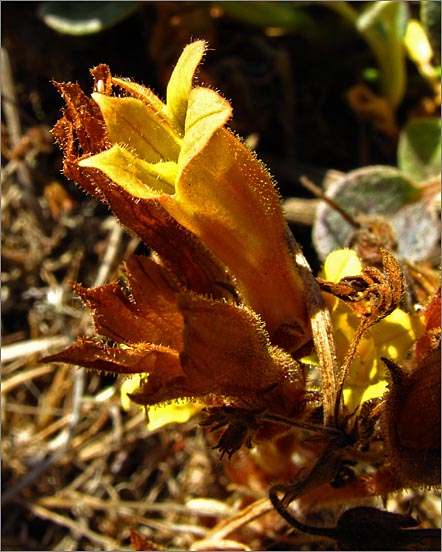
[177,87,232,177]
[343,379,388,407]
[121,375,141,411]
[79,145,177,196]
[322,249,362,282]
[166,128,310,351]
[111,76,167,116]
[370,308,423,362]
[147,401,202,432]
[405,19,433,65]
[166,40,207,134]
[321,249,425,413]
[92,93,182,163]
[121,375,202,431]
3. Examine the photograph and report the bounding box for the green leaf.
[356,1,409,108]
[217,1,317,34]
[38,1,140,35]
[421,1,441,64]
[313,165,438,263]
[357,1,408,37]
[398,118,441,182]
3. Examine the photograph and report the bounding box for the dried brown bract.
[317,248,405,325]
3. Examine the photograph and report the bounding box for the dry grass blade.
[20,500,127,551]
[1,336,71,364]
[286,228,338,426]
[1,364,57,394]
[1,47,47,228]
[192,497,274,550]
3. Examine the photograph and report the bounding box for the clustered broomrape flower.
[44,41,428,467]
[42,39,441,549]
[44,41,316,437]
[44,41,440,532]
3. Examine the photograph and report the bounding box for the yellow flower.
[321,250,423,410]
[76,41,310,353]
[45,41,314,441]
[404,19,438,82]
[44,256,307,425]
[121,375,203,431]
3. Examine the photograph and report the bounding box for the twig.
[299,175,359,229]
[2,445,66,506]
[36,493,230,517]
[22,501,127,551]
[1,47,47,229]
[2,404,66,417]
[2,217,125,506]
[283,197,319,225]
[120,510,208,537]
[285,226,338,426]
[1,48,22,147]
[1,336,71,364]
[1,364,57,393]
[192,497,274,550]
[94,217,124,287]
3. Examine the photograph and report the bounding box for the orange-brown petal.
[178,294,303,405]
[74,255,184,349]
[415,286,441,363]
[42,338,180,376]
[165,128,310,352]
